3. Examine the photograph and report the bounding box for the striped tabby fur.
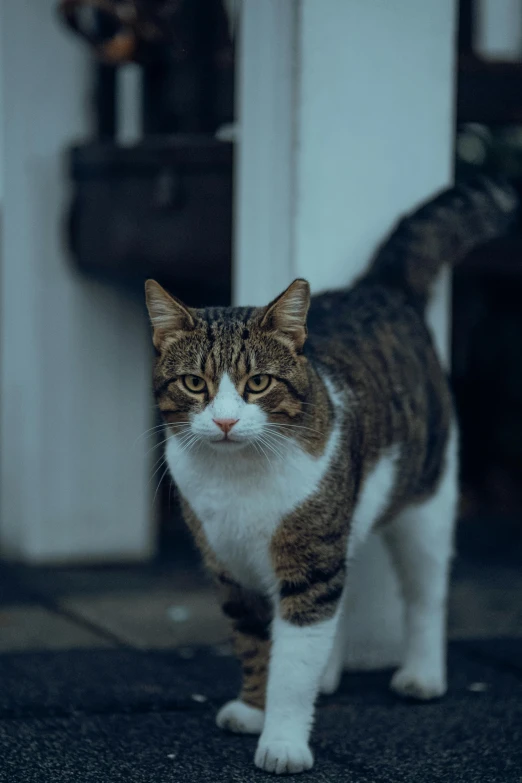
[145,176,518,775]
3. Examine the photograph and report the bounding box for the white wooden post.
[235,0,456,365]
[0,0,153,562]
[233,0,297,306]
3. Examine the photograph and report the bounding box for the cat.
[145,176,518,775]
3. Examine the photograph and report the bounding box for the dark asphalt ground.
[0,639,521,782]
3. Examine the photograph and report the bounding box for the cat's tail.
[367,175,519,310]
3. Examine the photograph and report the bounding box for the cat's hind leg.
[382,425,458,700]
[319,597,346,695]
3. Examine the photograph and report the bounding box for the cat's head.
[145,279,311,453]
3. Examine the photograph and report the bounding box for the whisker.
[261,442,285,462]
[188,437,203,454]
[259,430,295,450]
[134,421,190,448]
[256,434,286,462]
[148,430,198,487]
[265,422,321,432]
[163,423,193,435]
[261,429,292,443]
[171,429,194,444]
[178,434,200,454]
[258,427,294,445]
[264,423,324,436]
[251,440,262,459]
[265,440,285,461]
[150,452,167,475]
[143,424,192,459]
[252,440,273,468]
[178,433,197,449]
[254,439,274,471]
[153,465,171,506]
[175,439,195,454]
[184,439,200,456]
[149,462,167,490]
[144,435,173,457]
[133,423,167,446]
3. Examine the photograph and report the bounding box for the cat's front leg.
[180,501,271,735]
[255,610,340,774]
[215,574,271,735]
[255,539,345,775]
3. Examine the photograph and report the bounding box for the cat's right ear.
[145,280,195,350]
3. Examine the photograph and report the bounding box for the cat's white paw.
[319,664,342,695]
[255,734,314,775]
[216,700,265,734]
[390,666,447,701]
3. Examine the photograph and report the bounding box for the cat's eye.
[246,374,271,394]
[182,375,207,393]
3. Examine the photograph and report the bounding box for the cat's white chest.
[184,469,285,591]
[166,431,340,592]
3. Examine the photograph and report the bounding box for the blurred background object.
[455,0,522,562]
[58,0,235,305]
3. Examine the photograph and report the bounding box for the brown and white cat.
[145,177,517,775]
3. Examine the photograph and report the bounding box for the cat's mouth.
[207,435,249,451]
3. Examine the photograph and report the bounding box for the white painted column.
[295,0,456,364]
[235,0,456,363]
[0,0,153,562]
[233,0,297,306]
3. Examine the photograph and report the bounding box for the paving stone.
[62,589,228,649]
[0,607,112,652]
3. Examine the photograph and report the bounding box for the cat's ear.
[260,279,310,350]
[145,280,196,350]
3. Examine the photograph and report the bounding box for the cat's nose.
[213,418,239,435]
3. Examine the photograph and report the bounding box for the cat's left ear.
[260,279,310,350]
[145,279,196,350]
